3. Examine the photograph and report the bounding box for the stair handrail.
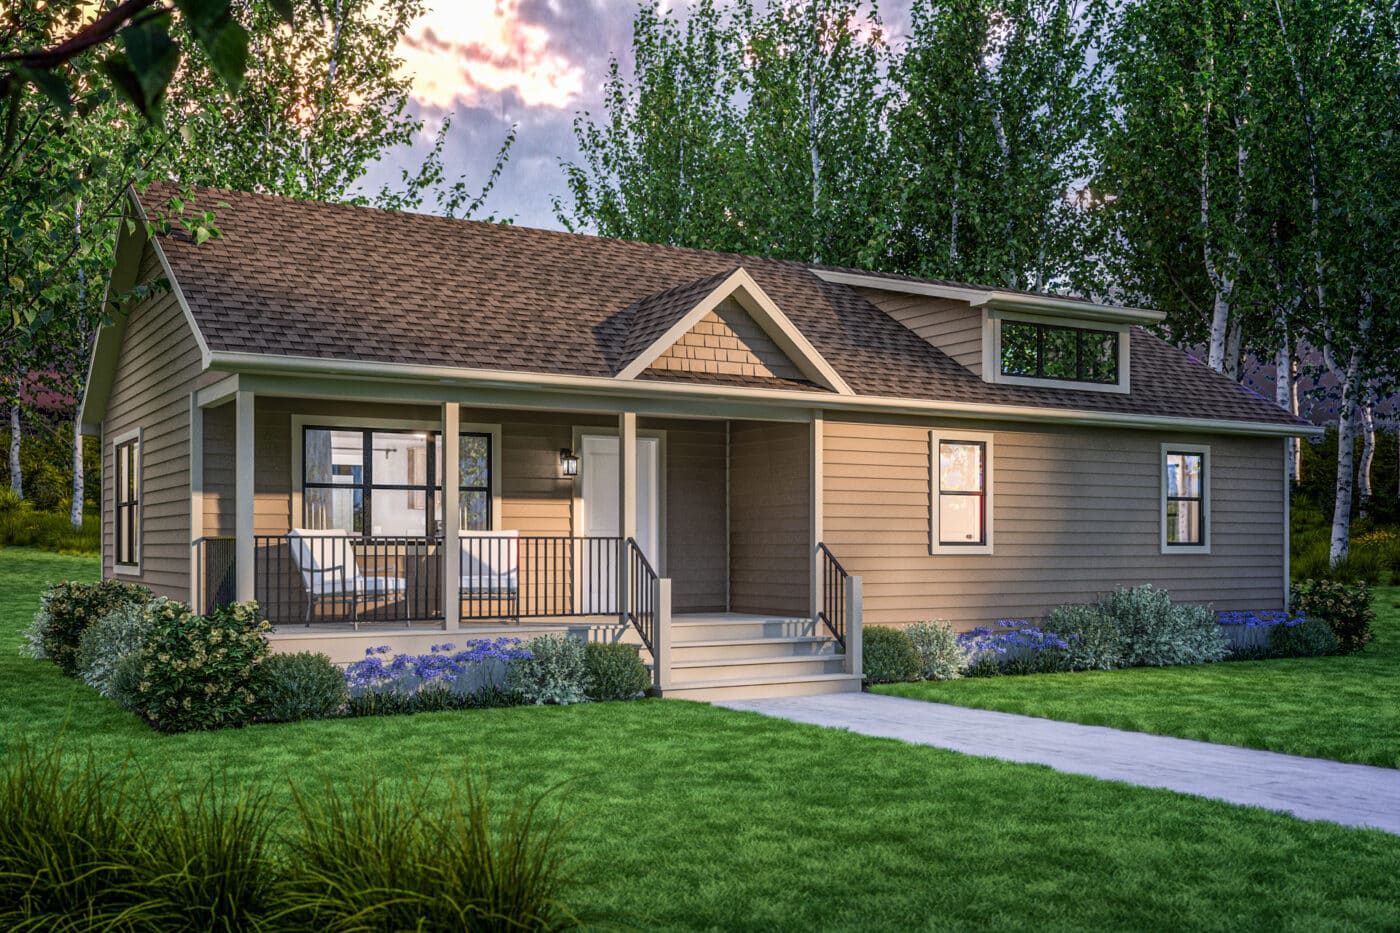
[816,542,848,648]
[624,537,660,653]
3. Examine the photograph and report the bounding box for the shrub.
[862,626,921,684]
[254,652,348,723]
[134,601,270,733]
[1044,602,1123,671]
[279,777,583,932]
[75,598,169,699]
[344,640,531,713]
[110,652,147,712]
[22,578,151,676]
[1269,617,1339,658]
[905,621,963,681]
[1291,579,1374,654]
[957,622,1076,675]
[584,642,651,700]
[1104,585,1227,667]
[508,634,588,705]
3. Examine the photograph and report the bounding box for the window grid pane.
[1164,451,1205,546]
[1000,320,1119,384]
[938,440,986,546]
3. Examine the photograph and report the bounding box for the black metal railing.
[254,534,443,627]
[193,536,237,615]
[457,535,623,620]
[625,537,659,653]
[817,542,847,648]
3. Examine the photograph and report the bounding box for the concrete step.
[671,635,839,661]
[671,617,821,642]
[670,653,848,683]
[661,672,863,702]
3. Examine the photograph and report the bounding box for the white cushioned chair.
[286,528,406,628]
[459,529,520,620]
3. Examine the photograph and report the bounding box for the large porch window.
[302,427,492,536]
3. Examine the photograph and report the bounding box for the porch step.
[660,671,863,702]
[672,635,837,660]
[670,653,847,683]
[671,617,822,642]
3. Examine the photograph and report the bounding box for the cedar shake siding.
[856,287,985,376]
[648,298,806,382]
[729,420,811,616]
[822,417,1286,629]
[100,245,211,600]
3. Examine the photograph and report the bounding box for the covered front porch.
[188,382,862,696]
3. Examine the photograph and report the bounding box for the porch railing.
[254,534,443,627]
[625,537,659,653]
[816,542,848,648]
[192,536,237,615]
[458,535,623,620]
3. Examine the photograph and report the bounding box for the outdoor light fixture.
[559,448,580,477]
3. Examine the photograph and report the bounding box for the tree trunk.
[1358,392,1375,518]
[1224,317,1243,381]
[1275,340,1298,483]
[1289,353,1302,483]
[8,402,20,499]
[70,420,84,528]
[1329,349,1362,565]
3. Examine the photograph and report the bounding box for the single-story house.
[78,183,1318,699]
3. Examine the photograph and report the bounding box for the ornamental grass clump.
[862,626,921,684]
[1291,579,1374,654]
[508,634,589,705]
[134,601,270,733]
[22,578,151,676]
[905,621,963,681]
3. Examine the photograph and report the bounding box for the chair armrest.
[297,562,345,576]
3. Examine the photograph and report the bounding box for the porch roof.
[127,182,1307,432]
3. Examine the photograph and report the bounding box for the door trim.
[571,426,666,574]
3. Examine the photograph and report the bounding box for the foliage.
[957,622,1076,675]
[345,683,516,718]
[1291,579,1374,655]
[76,597,169,698]
[21,578,151,675]
[905,621,964,681]
[1044,602,1123,671]
[133,601,270,733]
[279,776,581,932]
[254,651,347,723]
[507,634,589,706]
[0,506,99,555]
[0,425,99,514]
[1268,617,1339,659]
[345,639,530,697]
[861,625,921,684]
[1103,585,1228,667]
[583,642,651,701]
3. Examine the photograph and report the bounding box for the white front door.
[580,434,659,611]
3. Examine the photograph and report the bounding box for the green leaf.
[17,67,73,116]
[266,0,295,24]
[174,0,250,91]
[105,14,180,122]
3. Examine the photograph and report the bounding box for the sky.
[360,0,913,230]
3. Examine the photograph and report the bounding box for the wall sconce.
[559,448,579,477]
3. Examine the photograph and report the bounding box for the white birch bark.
[1329,346,1362,565]
[71,198,85,528]
[1358,389,1375,517]
[8,402,20,499]
[1275,338,1299,483]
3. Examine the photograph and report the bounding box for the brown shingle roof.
[140,183,1304,428]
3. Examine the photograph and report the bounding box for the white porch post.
[845,574,863,679]
[618,411,637,624]
[809,410,823,620]
[655,577,672,690]
[189,393,203,608]
[234,390,255,603]
[442,402,461,632]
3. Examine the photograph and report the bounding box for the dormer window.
[987,313,1131,393]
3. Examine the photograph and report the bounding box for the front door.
[580,434,659,611]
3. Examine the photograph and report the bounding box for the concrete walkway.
[717,692,1400,835]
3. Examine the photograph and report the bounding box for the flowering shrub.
[583,642,651,700]
[906,621,963,681]
[75,598,175,699]
[957,622,1075,676]
[1104,585,1227,667]
[1291,580,1374,654]
[346,639,531,696]
[133,601,270,733]
[507,634,588,705]
[22,580,151,676]
[254,652,348,722]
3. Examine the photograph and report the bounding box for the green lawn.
[3,547,1400,930]
[875,590,1400,769]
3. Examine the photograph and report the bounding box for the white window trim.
[930,430,994,555]
[112,426,142,575]
[289,414,502,532]
[1161,442,1211,554]
[983,310,1131,394]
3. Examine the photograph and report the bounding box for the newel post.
[845,575,863,680]
[655,577,672,690]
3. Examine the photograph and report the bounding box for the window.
[114,431,140,569]
[931,432,993,554]
[1162,445,1209,551]
[1000,319,1119,385]
[302,428,493,536]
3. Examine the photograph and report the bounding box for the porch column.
[809,410,824,620]
[188,393,203,607]
[845,575,863,679]
[234,390,255,603]
[618,411,637,624]
[442,403,461,631]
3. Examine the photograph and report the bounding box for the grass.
[3,548,1400,929]
[875,591,1400,769]
[0,506,99,555]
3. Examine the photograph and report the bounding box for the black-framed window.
[114,435,140,565]
[1164,450,1205,546]
[302,427,492,536]
[1001,320,1119,384]
[937,439,986,546]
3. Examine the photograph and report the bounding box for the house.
[77,183,1318,699]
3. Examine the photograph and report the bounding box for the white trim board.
[982,310,1132,395]
[929,430,995,555]
[1160,442,1211,554]
[111,426,143,576]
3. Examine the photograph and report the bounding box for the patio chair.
[459,530,520,621]
[286,528,406,629]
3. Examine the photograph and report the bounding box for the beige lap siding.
[729,420,811,616]
[855,288,984,376]
[100,246,219,600]
[822,418,1285,629]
